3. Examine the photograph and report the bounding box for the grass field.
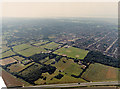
[42,42,61,50]
[12,56,25,61]
[0,57,17,66]
[33,41,49,46]
[54,46,88,59]
[81,63,119,82]
[1,50,15,58]
[13,44,32,52]
[47,74,86,84]
[17,47,47,57]
[8,63,25,73]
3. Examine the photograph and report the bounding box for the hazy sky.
[2,2,118,18]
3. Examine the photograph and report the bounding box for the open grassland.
[33,41,49,46]
[8,63,25,73]
[81,63,119,82]
[0,57,17,66]
[54,47,88,59]
[42,42,61,50]
[2,69,31,87]
[13,44,32,52]
[1,50,15,58]
[17,47,47,57]
[12,56,25,61]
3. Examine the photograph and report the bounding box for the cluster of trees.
[30,53,63,63]
[17,64,56,84]
[30,53,49,62]
[83,51,119,68]
[54,74,64,79]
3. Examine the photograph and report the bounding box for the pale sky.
[2,2,118,18]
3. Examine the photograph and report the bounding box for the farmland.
[54,46,88,59]
[1,18,119,87]
[1,50,15,58]
[0,57,17,66]
[33,40,49,46]
[7,63,25,73]
[41,42,61,50]
[12,56,25,61]
[17,46,47,57]
[2,69,30,87]
[13,44,32,52]
[81,63,119,82]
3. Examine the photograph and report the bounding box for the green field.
[13,44,32,52]
[42,42,61,50]
[81,63,119,82]
[54,46,88,59]
[1,50,15,58]
[17,47,47,57]
[47,74,86,84]
[33,41,49,46]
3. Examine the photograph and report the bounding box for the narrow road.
[29,81,119,88]
[87,32,111,48]
[105,38,118,53]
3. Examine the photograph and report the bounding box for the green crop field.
[1,50,16,58]
[33,41,49,46]
[54,46,88,59]
[17,47,47,57]
[13,44,32,52]
[42,42,61,50]
[81,63,119,82]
